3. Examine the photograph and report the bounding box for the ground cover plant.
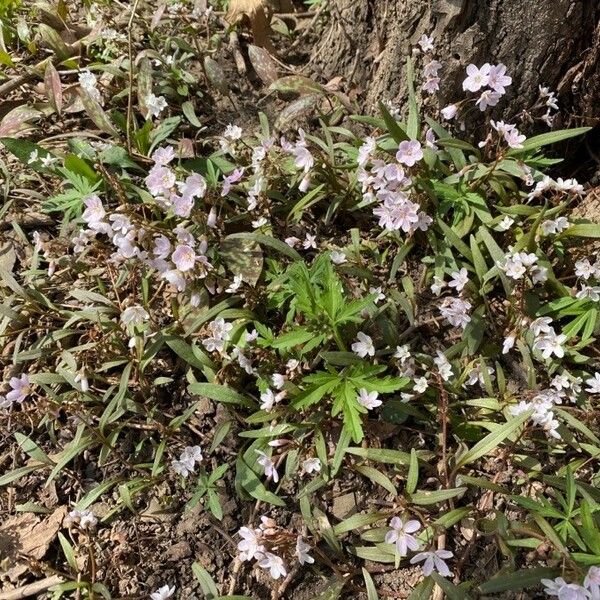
[1,1,600,599]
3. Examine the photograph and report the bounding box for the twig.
[126,0,142,153]
[0,576,65,600]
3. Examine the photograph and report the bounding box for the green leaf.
[354,465,398,496]
[407,578,435,600]
[58,532,78,571]
[188,382,254,408]
[406,448,419,495]
[346,447,412,465]
[192,562,219,599]
[437,218,473,261]
[563,223,600,238]
[507,127,591,155]
[313,577,347,600]
[405,56,419,139]
[430,573,471,600]
[362,568,379,600]
[378,101,408,143]
[455,411,531,468]
[333,511,386,536]
[410,487,466,505]
[479,567,557,593]
[224,232,302,261]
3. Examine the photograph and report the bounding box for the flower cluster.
[171,445,203,477]
[542,566,600,599]
[237,517,313,580]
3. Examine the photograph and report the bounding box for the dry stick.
[126,0,142,154]
[0,576,65,600]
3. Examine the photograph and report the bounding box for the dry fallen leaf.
[0,506,66,581]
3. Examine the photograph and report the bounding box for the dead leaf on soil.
[0,506,66,581]
[227,0,274,51]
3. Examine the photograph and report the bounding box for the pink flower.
[151,146,175,165]
[487,63,512,94]
[82,195,106,229]
[441,104,458,120]
[476,90,502,111]
[181,173,206,199]
[417,34,434,52]
[384,517,421,556]
[410,549,453,577]
[396,140,423,167]
[145,165,176,196]
[6,374,31,404]
[422,77,440,94]
[357,388,381,410]
[171,194,194,218]
[221,168,244,196]
[171,244,196,271]
[462,63,491,92]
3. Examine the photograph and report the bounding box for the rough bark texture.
[311,0,600,127]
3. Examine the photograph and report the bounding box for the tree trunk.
[311,0,600,128]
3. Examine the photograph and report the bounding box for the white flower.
[448,268,469,292]
[585,373,600,393]
[330,250,347,264]
[502,334,515,354]
[352,332,375,358]
[534,330,567,360]
[302,457,321,474]
[237,526,264,561]
[413,377,428,393]
[271,373,286,389]
[384,517,421,556]
[541,577,589,600]
[541,217,569,235]
[303,234,317,249]
[369,286,386,303]
[434,351,453,381]
[530,317,554,336]
[260,389,285,412]
[79,70,101,101]
[202,318,233,353]
[150,585,176,600]
[487,63,512,94]
[255,450,279,482]
[430,275,445,295]
[462,63,491,92]
[121,305,149,327]
[417,34,434,52]
[476,90,501,111]
[258,552,287,580]
[440,104,458,120]
[439,297,472,329]
[226,274,243,293]
[67,509,97,530]
[224,124,243,140]
[394,345,411,361]
[145,93,168,118]
[497,215,515,231]
[28,149,39,164]
[575,259,597,280]
[357,388,381,410]
[295,536,314,565]
[585,566,600,599]
[410,549,453,577]
[576,286,600,302]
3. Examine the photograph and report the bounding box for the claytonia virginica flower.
[121,306,149,328]
[384,516,421,556]
[295,536,314,565]
[352,332,375,358]
[150,586,176,600]
[260,389,285,411]
[417,33,434,52]
[258,552,287,580]
[302,457,321,475]
[237,526,264,561]
[410,549,453,577]
[255,450,279,483]
[67,509,97,529]
[541,577,589,600]
[585,373,600,393]
[145,93,168,118]
[462,63,490,92]
[448,268,469,292]
[357,388,381,410]
[396,140,423,167]
[5,374,32,405]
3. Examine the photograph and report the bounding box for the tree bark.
[311,0,600,128]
